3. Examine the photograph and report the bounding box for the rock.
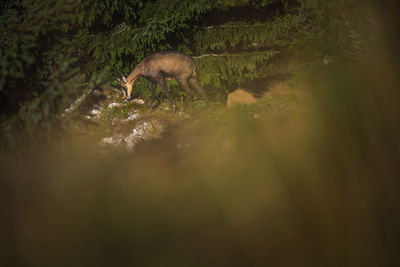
[87,108,102,118]
[89,108,101,115]
[227,89,257,107]
[108,102,122,108]
[101,137,114,145]
[131,99,145,105]
[124,112,139,121]
[132,122,152,136]
[100,136,122,146]
[124,122,153,150]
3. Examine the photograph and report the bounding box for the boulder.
[227,89,257,107]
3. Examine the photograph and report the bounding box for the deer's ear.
[122,76,128,83]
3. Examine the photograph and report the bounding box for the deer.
[120,51,208,111]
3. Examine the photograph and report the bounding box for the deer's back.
[143,52,196,78]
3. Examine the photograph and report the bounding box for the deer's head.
[119,76,132,99]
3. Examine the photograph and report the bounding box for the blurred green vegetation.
[1,1,400,266]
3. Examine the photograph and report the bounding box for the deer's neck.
[127,62,145,85]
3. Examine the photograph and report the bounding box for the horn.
[122,76,128,83]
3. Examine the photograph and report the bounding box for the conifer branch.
[192,53,235,58]
[193,51,277,59]
[200,23,269,29]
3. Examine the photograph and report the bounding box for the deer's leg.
[177,77,192,109]
[188,77,209,107]
[150,82,157,109]
[121,87,127,98]
[158,78,175,112]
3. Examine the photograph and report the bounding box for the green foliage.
[0,0,73,94]
[0,0,98,152]
[187,11,301,94]
[190,14,301,53]
[74,0,301,95]
[195,50,279,87]
[2,54,82,151]
[75,0,217,74]
[291,0,378,65]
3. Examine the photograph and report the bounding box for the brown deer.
[120,51,208,111]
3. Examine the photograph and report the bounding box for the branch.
[193,51,277,59]
[193,53,230,58]
[199,23,268,29]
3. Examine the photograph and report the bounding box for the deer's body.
[121,51,208,111]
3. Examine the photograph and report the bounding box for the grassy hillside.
[2,63,400,266]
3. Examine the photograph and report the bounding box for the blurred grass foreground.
[1,3,400,267]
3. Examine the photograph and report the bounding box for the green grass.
[100,102,146,122]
